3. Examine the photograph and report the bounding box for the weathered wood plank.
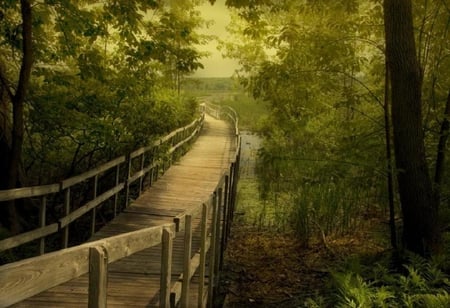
[7,115,236,308]
[59,184,125,228]
[61,156,126,189]
[0,184,60,202]
[0,223,58,252]
[0,223,175,307]
[160,228,173,308]
[88,246,108,308]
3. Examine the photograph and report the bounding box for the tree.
[0,0,33,234]
[220,0,392,243]
[0,0,210,233]
[383,0,439,256]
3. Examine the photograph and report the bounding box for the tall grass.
[255,147,386,245]
[292,180,368,241]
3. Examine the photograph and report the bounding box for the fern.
[331,253,450,308]
[413,291,450,307]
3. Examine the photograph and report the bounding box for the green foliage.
[220,0,450,249]
[328,254,450,307]
[0,1,209,184]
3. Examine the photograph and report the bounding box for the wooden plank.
[39,195,47,255]
[0,245,91,307]
[129,144,153,159]
[88,246,108,308]
[4,115,235,308]
[59,184,125,228]
[61,156,125,189]
[0,184,60,202]
[170,251,203,307]
[208,192,219,307]
[0,223,59,252]
[102,223,175,263]
[160,228,173,308]
[181,215,193,308]
[0,223,175,307]
[198,203,208,307]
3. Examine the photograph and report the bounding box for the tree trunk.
[384,0,439,256]
[434,90,450,195]
[384,63,397,250]
[6,0,34,234]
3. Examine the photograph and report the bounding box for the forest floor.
[217,131,390,307]
[218,218,388,307]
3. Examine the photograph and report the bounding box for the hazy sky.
[194,0,240,78]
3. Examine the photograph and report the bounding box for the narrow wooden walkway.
[12,115,236,307]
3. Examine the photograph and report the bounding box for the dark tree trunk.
[5,0,34,234]
[434,90,450,197]
[384,0,439,256]
[384,63,397,250]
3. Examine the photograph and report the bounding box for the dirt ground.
[218,224,387,307]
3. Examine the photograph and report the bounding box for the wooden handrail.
[0,103,241,308]
[0,223,176,307]
[0,115,205,254]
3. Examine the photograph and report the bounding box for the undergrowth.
[306,252,450,307]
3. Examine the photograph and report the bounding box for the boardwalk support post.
[160,228,173,308]
[222,175,230,253]
[198,203,208,307]
[39,195,46,255]
[62,187,71,248]
[125,154,132,208]
[91,175,99,236]
[214,187,223,288]
[208,191,218,307]
[89,246,108,308]
[181,214,193,308]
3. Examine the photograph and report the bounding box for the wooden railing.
[0,115,204,255]
[0,105,241,308]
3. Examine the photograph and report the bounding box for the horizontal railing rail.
[0,223,176,307]
[0,105,241,308]
[0,114,204,256]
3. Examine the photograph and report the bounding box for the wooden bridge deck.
[12,115,236,308]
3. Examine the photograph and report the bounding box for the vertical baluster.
[160,228,173,308]
[91,175,98,236]
[39,195,47,255]
[181,214,192,308]
[198,203,208,307]
[208,192,218,307]
[114,164,120,217]
[125,155,132,208]
[89,246,108,308]
[139,152,145,195]
[221,175,229,265]
[214,188,223,289]
[62,187,71,248]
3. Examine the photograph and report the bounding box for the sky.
[194,0,240,78]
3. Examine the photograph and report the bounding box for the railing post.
[221,175,229,266]
[208,192,218,307]
[89,246,108,308]
[198,203,208,307]
[125,154,132,208]
[139,152,145,195]
[62,187,71,248]
[150,147,157,186]
[39,195,47,255]
[91,174,98,236]
[181,214,193,308]
[214,188,223,284]
[226,166,234,240]
[114,164,120,217]
[160,227,173,308]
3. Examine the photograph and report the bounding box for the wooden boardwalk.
[11,114,236,308]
